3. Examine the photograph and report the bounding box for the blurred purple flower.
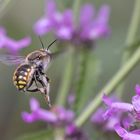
[114,124,140,140]
[34,0,110,45]
[65,123,88,140]
[97,85,140,140]
[135,84,140,96]
[91,107,121,131]
[22,98,57,123]
[22,98,74,125]
[0,26,31,53]
[91,86,140,132]
[68,93,75,106]
[22,98,87,139]
[91,95,134,131]
[102,94,133,120]
[102,85,140,121]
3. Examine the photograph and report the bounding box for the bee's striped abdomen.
[13,64,33,91]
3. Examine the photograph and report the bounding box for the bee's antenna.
[47,39,57,50]
[38,36,45,49]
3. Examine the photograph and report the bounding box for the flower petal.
[135,84,140,96]
[45,0,56,17]
[0,35,5,48]
[122,114,134,129]
[21,112,38,123]
[114,124,140,140]
[102,94,113,106]
[56,107,74,123]
[132,95,140,113]
[30,98,40,112]
[104,115,119,131]
[62,10,73,28]
[34,18,53,35]
[103,108,115,120]
[80,4,94,28]
[91,108,105,123]
[112,102,133,112]
[37,109,57,123]
[0,26,6,35]
[96,5,110,24]
[6,36,31,51]
[68,94,75,105]
[56,26,72,40]
[114,124,128,138]
[88,25,110,40]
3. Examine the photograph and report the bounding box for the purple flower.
[0,26,31,53]
[21,98,88,139]
[91,107,119,131]
[114,124,140,140]
[102,94,133,120]
[67,93,75,106]
[103,85,140,121]
[34,0,73,40]
[135,84,140,96]
[92,107,134,131]
[22,98,57,123]
[97,84,140,136]
[91,89,140,132]
[21,98,74,125]
[34,0,110,45]
[65,123,88,140]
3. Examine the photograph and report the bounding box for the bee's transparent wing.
[0,55,25,65]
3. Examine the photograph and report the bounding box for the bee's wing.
[0,55,25,65]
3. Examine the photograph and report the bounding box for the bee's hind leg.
[36,75,51,108]
[26,78,40,92]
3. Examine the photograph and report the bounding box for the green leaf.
[16,129,53,140]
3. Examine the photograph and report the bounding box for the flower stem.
[125,0,140,46]
[117,0,140,96]
[75,46,140,127]
[72,0,82,23]
[74,48,90,114]
[0,0,10,13]
[56,47,75,106]
[54,128,64,140]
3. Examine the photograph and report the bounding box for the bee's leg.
[26,88,40,92]
[25,78,40,92]
[26,77,43,93]
[36,74,51,107]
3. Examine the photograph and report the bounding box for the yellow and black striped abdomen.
[13,64,33,91]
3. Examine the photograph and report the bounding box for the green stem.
[117,0,140,96]
[75,46,140,127]
[56,47,75,106]
[74,48,90,114]
[125,0,140,46]
[72,0,82,23]
[54,128,64,140]
[0,0,10,13]
[56,0,83,106]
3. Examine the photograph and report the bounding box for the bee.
[0,38,57,107]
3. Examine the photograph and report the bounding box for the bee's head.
[26,50,51,69]
[26,38,57,70]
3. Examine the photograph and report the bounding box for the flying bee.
[0,38,57,107]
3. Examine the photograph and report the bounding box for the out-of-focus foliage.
[17,129,53,140]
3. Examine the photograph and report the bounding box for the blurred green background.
[0,0,140,140]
